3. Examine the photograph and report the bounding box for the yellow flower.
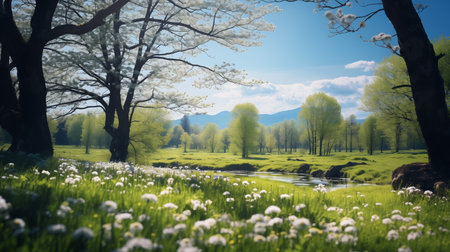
[229,240,235,245]
[137,202,141,207]
[237,234,243,239]
[93,214,99,219]
[88,224,93,228]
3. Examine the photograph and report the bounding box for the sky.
[173,0,450,120]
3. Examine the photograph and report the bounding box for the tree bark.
[383,0,450,179]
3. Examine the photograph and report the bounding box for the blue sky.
[176,0,450,119]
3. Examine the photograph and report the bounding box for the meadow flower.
[340,217,356,227]
[405,202,413,206]
[392,209,401,214]
[167,177,174,185]
[371,215,380,222]
[11,218,26,229]
[407,231,422,240]
[382,218,393,225]
[164,203,178,209]
[295,203,306,212]
[340,234,358,244]
[268,217,283,226]
[141,193,158,203]
[280,194,291,199]
[121,238,153,251]
[182,210,191,216]
[41,170,50,175]
[254,222,267,233]
[163,227,176,236]
[242,180,250,186]
[123,231,134,239]
[413,206,422,212]
[386,229,400,240]
[194,218,216,230]
[72,227,94,241]
[293,218,311,229]
[191,200,206,211]
[47,224,67,234]
[226,198,234,202]
[398,246,412,252]
[139,214,150,222]
[309,227,323,235]
[101,200,118,213]
[424,190,433,196]
[92,176,101,182]
[264,205,281,215]
[254,235,266,242]
[129,222,144,233]
[223,191,230,196]
[115,182,124,187]
[438,227,449,232]
[220,228,234,235]
[174,223,186,233]
[57,203,72,217]
[344,226,357,233]
[375,202,382,206]
[115,213,133,223]
[173,213,188,222]
[259,189,267,194]
[208,234,226,246]
[391,214,404,221]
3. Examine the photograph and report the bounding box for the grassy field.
[53,145,428,185]
[0,153,448,252]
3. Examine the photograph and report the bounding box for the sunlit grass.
[0,154,447,252]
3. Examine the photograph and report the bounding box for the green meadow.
[54,146,427,184]
[0,152,448,252]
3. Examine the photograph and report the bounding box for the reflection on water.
[223,171,368,190]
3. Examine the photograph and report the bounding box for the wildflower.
[163,227,176,236]
[392,209,401,214]
[115,182,124,187]
[264,205,281,215]
[254,222,266,233]
[413,206,422,212]
[47,224,67,234]
[73,227,94,241]
[123,231,134,239]
[41,170,50,175]
[268,217,283,226]
[164,203,178,209]
[121,238,153,251]
[340,217,356,227]
[129,222,144,233]
[371,215,380,222]
[248,214,265,223]
[391,214,404,221]
[182,210,191,216]
[375,202,382,206]
[167,178,174,185]
[439,227,449,232]
[398,245,412,252]
[407,231,422,240]
[382,218,393,225]
[208,234,226,246]
[100,200,118,213]
[344,226,357,233]
[253,235,266,242]
[424,190,433,196]
[115,213,133,222]
[404,202,413,206]
[340,234,358,244]
[226,198,234,202]
[194,218,216,230]
[308,227,322,235]
[141,194,158,203]
[174,223,186,233]
[242,180,249,185]
[220,228,233,235]
[139,214,150,222]
[223,191,230,196]
[386,229,399,240]
[259,189,267,194]
[92,176,101,182]
[295,203,306,212]
[293,218,311,229]
[280,194,291,199]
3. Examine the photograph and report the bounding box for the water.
[222,171,369,190]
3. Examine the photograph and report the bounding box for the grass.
[0,153,448,252]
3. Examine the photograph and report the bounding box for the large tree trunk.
[109,124,130,162]
[0,46,21,151]
[15,46,53,158]
[383,0,450,180]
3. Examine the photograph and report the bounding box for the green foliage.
[180,132,192,153]
[218,129,231,153]
[359,116,378,155]
[201,123,219,152]
[299,92,342,156]
[81,113,96,154]
[434,36,450,108]
[65,114,84,146]
[229,103,260,158]
[128,109,171,163]
[169,125,185,148]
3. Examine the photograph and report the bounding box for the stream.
[222,171,370,190]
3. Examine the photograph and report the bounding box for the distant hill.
[173,107,301,129]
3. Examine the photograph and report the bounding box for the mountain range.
[173,107,301,129]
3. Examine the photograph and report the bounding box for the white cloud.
[209,75,374,118]
[345,60,376,72]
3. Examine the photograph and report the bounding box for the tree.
[229,103,260,158]
[0,0,130,158]
[276,0,450,183]
[180,132,192,153]
[65,114,84,146]
[258,124,266,153]
[299,92,342,156]
[128,109,170,163]
[169,125,184,148]
[219,129,231,153]
[180,115,191,135]
[347,115,357,152]
[359,115,378,155]
[81,113,95,154]
[45,0,276,162]
[202,123,219,153]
